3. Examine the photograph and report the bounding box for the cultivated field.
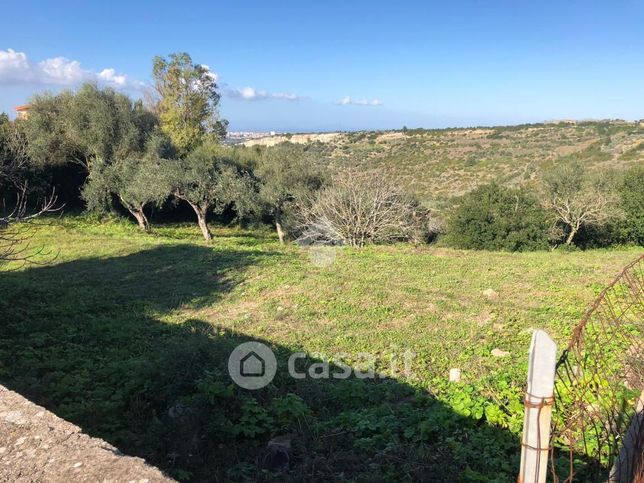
[1,217,639,480]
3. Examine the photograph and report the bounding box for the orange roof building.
[15,104,30,119]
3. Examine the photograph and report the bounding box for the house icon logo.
[240,351,265,377]
[228,341,277,390]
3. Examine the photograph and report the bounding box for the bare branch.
[0,184,63,264]
[297,170,431,247]
[542,162,620,245]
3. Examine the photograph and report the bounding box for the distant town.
[225,130,282,144]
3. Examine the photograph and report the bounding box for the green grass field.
[0,217,640,481]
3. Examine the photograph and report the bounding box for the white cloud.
[0,49,33,83]
[38,57,87,85]
[225,86,301,101]
[0,48,143,90]
[337,96,383,106]
[271,92,299,101]
[0,49,299,102]
[97,68,128,87]
[236,86,263,100]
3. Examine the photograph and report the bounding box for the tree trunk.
[187,202,212,242]
[565,226,578,245]
[197,210,212,242]
[275,210,285,245]
[129,208,149,231]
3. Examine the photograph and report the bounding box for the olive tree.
[165,142,256,241]
[152,52,228,155]
[22,83,156,174]
[541,161,619,245]
[255,143,325,244]
[83,155,171,231]
[0,113,29,187]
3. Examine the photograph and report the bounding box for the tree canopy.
[165,141,255,241]
[255,143,326,243]
[152,52,228,155]
[0,113,28,188]
[82,154,171,231]
[22,83,156,173]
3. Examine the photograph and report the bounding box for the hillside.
[245,121,644,209]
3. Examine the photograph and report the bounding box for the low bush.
[445,183,551,251]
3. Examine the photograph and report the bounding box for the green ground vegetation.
[0,217,639,481]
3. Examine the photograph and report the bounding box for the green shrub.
[445,183,550,251]
[580,166,644,247]
[619,165,644,245]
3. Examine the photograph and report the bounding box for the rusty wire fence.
[549,254,644,482]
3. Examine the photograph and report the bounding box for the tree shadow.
[0,244,591,481]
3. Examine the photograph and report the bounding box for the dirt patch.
[0,385,173,482]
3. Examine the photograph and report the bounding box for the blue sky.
[1,0,643,131]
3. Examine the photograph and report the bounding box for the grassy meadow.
[0,216,640,481]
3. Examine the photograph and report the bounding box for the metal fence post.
[518,330,557,483]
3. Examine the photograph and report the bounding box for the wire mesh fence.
[549,254,644,482]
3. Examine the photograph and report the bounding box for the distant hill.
[245,121,644,209]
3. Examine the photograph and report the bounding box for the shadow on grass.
[0,244,572,481]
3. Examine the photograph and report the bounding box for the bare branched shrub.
[541,161,620,245]
[1,113,62,265]
[298,170,430,247]
[0,185,60,264]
